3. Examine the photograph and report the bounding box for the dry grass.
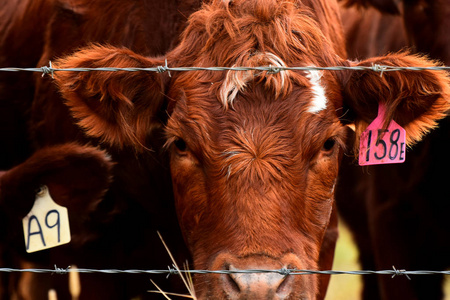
[148,232,197,299]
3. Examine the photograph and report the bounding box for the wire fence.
[1,63,449,282]
[0,63,450,78]
[1,265,449,279]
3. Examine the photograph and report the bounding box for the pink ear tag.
[359,103,406,166]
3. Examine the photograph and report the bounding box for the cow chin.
[195,252,317,299]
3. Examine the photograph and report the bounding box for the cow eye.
[322,137,336,153]
[174,138,188,153]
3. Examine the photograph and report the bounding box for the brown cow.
[337,0,450,299]
[50,0,450,298]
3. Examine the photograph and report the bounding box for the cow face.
[53,1,450,298]
[164,68,346,298]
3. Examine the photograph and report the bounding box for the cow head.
[53,0,450,298]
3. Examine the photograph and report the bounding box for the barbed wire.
[0,63,449,78]
[1,64,449,281]
[1,265,449,279]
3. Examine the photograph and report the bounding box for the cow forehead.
[217,53,332,114]
[169,57,335,112]
[167,75,343,160]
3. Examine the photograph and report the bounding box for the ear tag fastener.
[22,185,71,253]
[359,103,406,166]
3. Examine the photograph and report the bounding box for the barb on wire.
[372,64,387,77]
[41,61,55,78]
[166,265,178,279]
[156,59,171,77]
[52,264,70,275]
[391,266,411,280]
[0,64,449,75]
[267,64,281,74]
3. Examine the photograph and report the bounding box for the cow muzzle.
[207,252,313,299]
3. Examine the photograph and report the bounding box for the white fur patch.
[306,70,327,113]
[219,53,289,108]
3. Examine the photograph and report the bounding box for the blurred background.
[326,221,362,299]
[326,222,450,299]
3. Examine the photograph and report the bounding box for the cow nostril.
[224,272,241,294]
[276,274,293,296]
[221,264,241,296]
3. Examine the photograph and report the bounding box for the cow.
[341,0,450,62]
[44,0,450,298]
[0,0,202,170]
[0,0,201,298]
[0,144,113,299]
[336,0,450,299]
[339,5,408,60]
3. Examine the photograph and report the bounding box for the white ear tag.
[22,185,71,253]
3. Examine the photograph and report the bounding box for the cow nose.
[212,253,301,299]
[222,265,292,299]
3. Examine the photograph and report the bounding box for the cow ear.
[53,44,168,150]
[340,52,450,148]
[0,143,113,220]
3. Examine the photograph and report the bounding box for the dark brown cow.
[339,5,408,60]
[0,0,201,298]
[342,0,450,63]
[48,0,450,298]
[337,0,450,299]
[0,0,202,169]
[0,144,113,299]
